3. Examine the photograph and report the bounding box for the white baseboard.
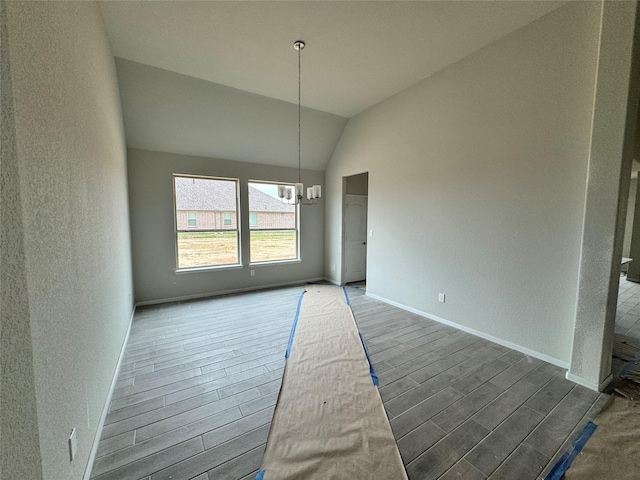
[136,277,326,306]
[564,372,605,392]
[83,306,135,480]
[365,292,570,370]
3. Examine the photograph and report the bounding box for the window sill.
[175,264,243,274]
[249,259,301,267]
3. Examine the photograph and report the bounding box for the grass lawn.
[177,231,296,268]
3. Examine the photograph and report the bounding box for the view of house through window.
[248,182,298,263]
[174,175,240,269]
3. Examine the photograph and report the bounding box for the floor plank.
[90,284,607,480]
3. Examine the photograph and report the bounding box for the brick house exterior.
[175,210,238,230]
[175,177,295,230]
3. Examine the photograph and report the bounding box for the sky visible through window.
[251,183,280,199]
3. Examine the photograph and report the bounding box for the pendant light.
[278,40,322,205]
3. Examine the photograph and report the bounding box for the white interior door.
[345,195,368,283]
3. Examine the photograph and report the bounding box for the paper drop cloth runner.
[255,284,408,480]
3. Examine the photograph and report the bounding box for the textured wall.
[325,2,601,365]
[128,148,324,303]
[0,0,43,476]
[5,2,133,478]
[569,0,639,390]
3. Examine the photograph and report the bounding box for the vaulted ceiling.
[99,1,568,169]
[100,1,566,117]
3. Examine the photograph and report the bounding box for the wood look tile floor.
[616,273,640,338]
[91,285,607,480]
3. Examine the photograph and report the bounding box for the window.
[174,175,240,269]
[248,181,298,263]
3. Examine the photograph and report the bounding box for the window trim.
[173,174,241,271]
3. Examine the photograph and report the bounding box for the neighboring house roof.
[249,187,295,213]
[175,177,294,213]
[175,177,237,211]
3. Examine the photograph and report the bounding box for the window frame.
[173,174,241,271]
[248,180,300,265]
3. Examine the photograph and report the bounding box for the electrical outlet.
[331,264,336,272]
[438,293,446,303]
[69,428,77,462]
[250,269,255,276]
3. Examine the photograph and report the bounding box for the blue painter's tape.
[544,421,597,480]
[254,469,265,480]
[342,286,351,306]
[359,332,379,386]
[285,292,305,359]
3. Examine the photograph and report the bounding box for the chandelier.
[278,40,322,205]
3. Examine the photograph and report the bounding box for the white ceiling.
[99,1,567,119]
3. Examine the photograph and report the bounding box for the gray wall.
[325,1,601,366]
[115,58,347,171]
[569,0,639,390]
[346,173,369,196]
[128,148,324,303]
[3,2,133,479]
[623,177,637,258]
[1,0,42,476]
[622,178,638,257]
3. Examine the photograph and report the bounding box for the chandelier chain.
[298,44,301,185]
[278,40,320,206]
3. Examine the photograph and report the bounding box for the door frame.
[341,173,369,285]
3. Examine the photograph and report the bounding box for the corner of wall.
[570,0,640,389]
